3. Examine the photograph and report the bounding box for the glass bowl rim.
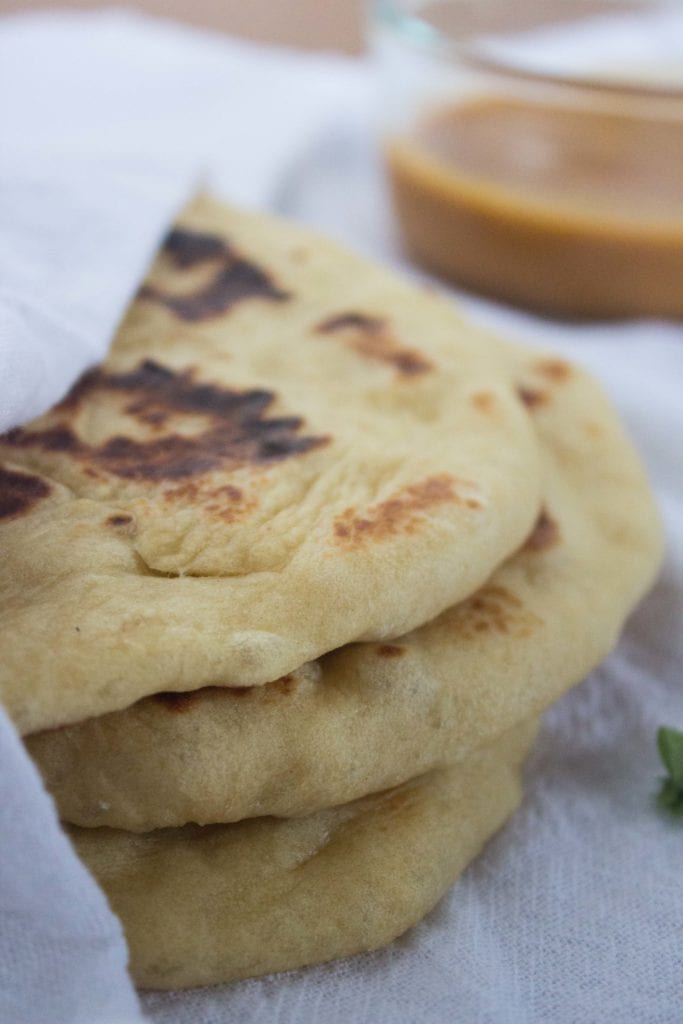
[372,0,683,100]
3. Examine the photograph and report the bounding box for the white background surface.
[0,11,681,1024]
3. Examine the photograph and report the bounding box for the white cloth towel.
[0,10,364,433]
[1,10,682,1024]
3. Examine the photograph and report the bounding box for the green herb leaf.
[656,726,683,816]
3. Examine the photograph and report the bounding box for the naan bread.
[0,197,542,733]
[69,719,537,990]
[30,345,662,830]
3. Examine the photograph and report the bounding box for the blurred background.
[3,0,681,317]
[0,0,364,51]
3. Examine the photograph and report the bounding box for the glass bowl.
[371,0,683,319]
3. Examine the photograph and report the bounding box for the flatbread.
[30,344,662,830]
[69,719,537,990]
[0,196,542,734]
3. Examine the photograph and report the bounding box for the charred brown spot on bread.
[5,425,77,452]
[517,385,548,410]
[138,228,290,321]
[271,674,296,695]
[163,481,251,522]
[151,674,303,712]
[316,312,432,378]
[584,420,604,438]
[152,684,257,710]
[124,402,169,429]
[213,484,242,502]
[318,313,384,333]
[525,508,560,552]
[162,228,227,268]
[0,466,51,520]
[471,391,496,414]
[106,513,135,530]
[257,674,309,703]
[535,358,572,382]
[153,691,203,713]
[139,263,289,322]
[453,584,542,639]
[334,474,458,547]
[107,513,133,526]
[377,644,406,658]
[231,676,299,702]
[5,361,329,483]
[202,484,256,523]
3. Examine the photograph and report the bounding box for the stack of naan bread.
[0,198,661,989]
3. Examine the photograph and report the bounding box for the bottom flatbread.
[69,719,537,990]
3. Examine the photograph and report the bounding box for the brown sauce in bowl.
[385,98,683,318]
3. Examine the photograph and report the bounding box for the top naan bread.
[0,197,541,733]
[27,344,662,830]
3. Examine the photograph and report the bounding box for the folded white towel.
[0,9,364,433]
